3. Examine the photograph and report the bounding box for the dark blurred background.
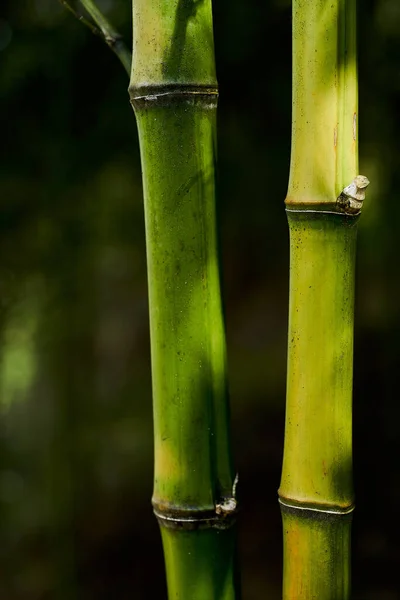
[0,0,399,598]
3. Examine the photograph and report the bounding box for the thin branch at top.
[60,0,131,75]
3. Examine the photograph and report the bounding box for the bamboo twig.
[59,0,131,74]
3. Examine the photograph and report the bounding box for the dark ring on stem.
[285,205,361,217]
[129,84,218,109]
[153,502,238,531]
[278,497,355,522]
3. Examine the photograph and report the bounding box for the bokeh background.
[1,0,400,598]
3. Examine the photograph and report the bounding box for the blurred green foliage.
[0,0,399,598]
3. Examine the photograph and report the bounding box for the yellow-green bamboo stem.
[279,0,369,597]
[280,211,357,598]
[129,2,239,598]
[286,0,358,207]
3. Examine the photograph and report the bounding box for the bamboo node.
[278,496,355,516]
[129,84,218,109]
[337,175,370,214]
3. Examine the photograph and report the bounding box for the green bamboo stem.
[129,2,238,598]
[279,0,368,597]
[280,211,357,598]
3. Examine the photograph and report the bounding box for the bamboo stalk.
[279,0,369,597]
[129,2,239,598]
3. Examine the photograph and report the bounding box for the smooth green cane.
[129,2,239,598]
